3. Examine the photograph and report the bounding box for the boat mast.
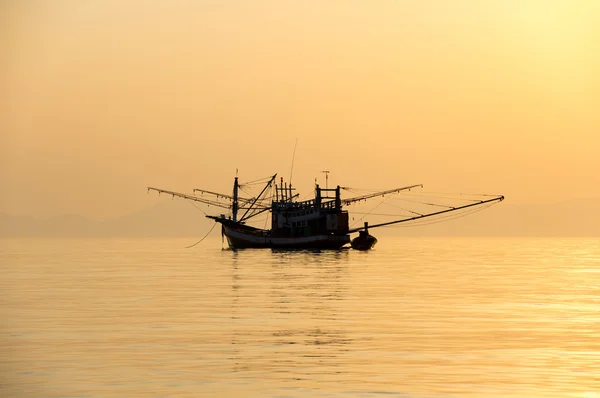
[232,176,239,222]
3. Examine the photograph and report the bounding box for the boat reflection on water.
[227,248,352,378]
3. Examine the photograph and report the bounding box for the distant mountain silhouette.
[0,199,210,237]
[1,198,599,237]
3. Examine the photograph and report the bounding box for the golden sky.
[1,1,599,219]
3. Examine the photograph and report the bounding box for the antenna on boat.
[289,138,298,185]
[321,170,330,190]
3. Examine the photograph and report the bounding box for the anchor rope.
[185,222,217,248]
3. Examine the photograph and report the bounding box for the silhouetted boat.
[148,173,503,250]
[350,225,378,251]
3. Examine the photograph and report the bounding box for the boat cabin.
[271,181,349,237]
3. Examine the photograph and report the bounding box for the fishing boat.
[148,173,503,250]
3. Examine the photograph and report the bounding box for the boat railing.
[273,199,314,209]
[272,199,339,211]
[320,200,337,209]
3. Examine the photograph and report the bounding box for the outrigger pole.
[347,195,504,233]
[147,187,233,208]
[147,187,267,210]
[342,184,423,205]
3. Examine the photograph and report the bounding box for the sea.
[1,237,599,397]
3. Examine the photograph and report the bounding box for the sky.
[1,1,599,220]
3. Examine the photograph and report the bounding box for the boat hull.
[350,234,377,250]
[223,224,350,249]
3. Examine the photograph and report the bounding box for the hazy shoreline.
[2,198,599,238]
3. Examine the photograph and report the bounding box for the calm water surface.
[1,237,600,397]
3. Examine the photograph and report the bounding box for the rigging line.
[354,207,485,226]
[395,192,482,201]
[351,211,422,217]
[241,175,275,185]
[185,198,208,215]
[393,192,484,202]
[402,190,502,198]
[343,184,423,206]
[395,209,489,228]
[185,222,217,248]
[240,215,270,227]
[238,175,277,222]
[239,181,268,188]
[381,200,425,216]
[343,186,423,194]
[341,187,391,192]
[299,191,314,201]
[289,138,299,184]
[348,195,503,232]
[387,196,456,209]
[411,202,493,225]
[392,201,496,228]
[350,197,388,227]
[238,186,253,196]
[389,207,485,229]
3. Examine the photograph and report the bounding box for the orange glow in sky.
[1,1,599,219]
